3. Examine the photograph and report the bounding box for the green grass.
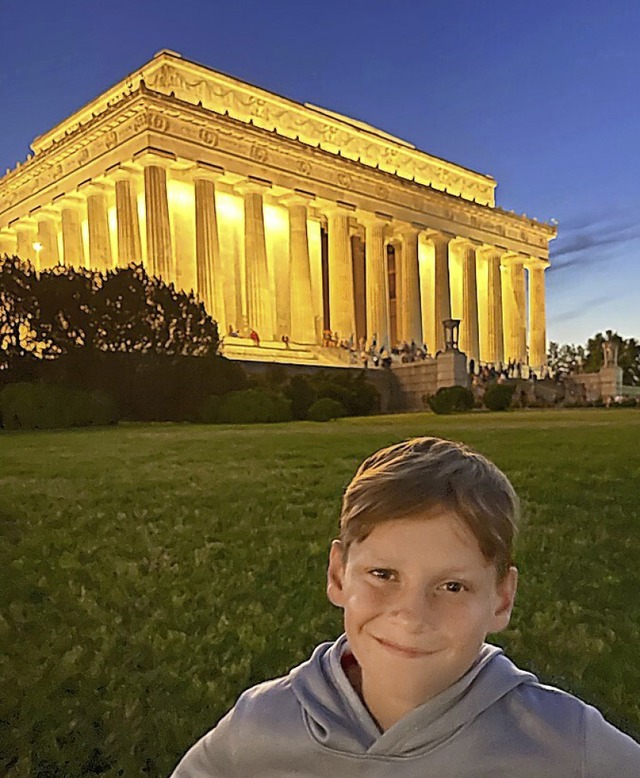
[2,409,640,776]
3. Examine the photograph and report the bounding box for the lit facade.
[0,50,556,367]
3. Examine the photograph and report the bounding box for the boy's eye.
[369,568,395,581]
[441,581,465,593]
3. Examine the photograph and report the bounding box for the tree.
[546,341,585,376]
[0,257,220,370]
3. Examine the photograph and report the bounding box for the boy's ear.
[490,566,518,633]
[327,540,346,608]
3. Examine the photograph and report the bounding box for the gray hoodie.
[171,635,640,777]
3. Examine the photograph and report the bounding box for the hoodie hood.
[289,635,537,756]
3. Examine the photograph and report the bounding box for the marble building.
[0,50,556,368]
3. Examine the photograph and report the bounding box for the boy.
[171,437,640,776]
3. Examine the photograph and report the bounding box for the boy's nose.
[389,587,434,632]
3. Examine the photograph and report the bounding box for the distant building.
[0,50,556,368]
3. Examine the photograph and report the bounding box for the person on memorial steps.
[170,437,640,777]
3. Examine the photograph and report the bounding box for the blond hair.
[339,437,519,578]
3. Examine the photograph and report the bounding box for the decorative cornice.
[26,51,496,206]
[0,84,557,257]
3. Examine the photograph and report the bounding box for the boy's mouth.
[373,636,435,659]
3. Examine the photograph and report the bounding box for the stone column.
[36,211,60,269]
[432,233,452,353]
[142,161,174,280]
[238,178,276,340]
[502,256,527,363]
[60,198,86,267]
[459,242,480,362]
[284,194,316,343]
[528,261,547,369]
[326,203,356,340]
[0,228,17,257]
[84,184,113,271]
[14,219,38,266]
[194,166,226,325]
[483,247,504,364]
[396,224,423,346]
[513,262,527,362]
[114,172,142,268]
[361,213,390,348]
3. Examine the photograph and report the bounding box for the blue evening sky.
[1,0,638,346]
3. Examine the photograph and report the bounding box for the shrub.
[284,375,317,420]
[484,382,516,411]
[307,397,347,422]
[211,388,292,424]
[427,385,475,415]
[1,351,247,422]
[0,382,118,430]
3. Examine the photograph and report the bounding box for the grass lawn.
[2,408,640,776]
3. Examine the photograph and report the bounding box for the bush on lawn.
[284,375,318,420]
[210,388,292,424]
[0,382,118,430]
[427,385,475,415]
[306,397,347,422]
[484,382,517,411]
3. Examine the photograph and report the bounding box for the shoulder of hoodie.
[171,675,302,777]
[502,676,640,767]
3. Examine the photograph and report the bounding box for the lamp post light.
[442,318,460,351]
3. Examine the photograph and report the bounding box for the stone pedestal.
[436,348,468,388]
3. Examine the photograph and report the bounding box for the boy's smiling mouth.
[373,636,438,659]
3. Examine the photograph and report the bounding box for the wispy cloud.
[549,206,640,273]
[548,296,611,323]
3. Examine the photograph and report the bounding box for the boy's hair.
[339,437,519,578]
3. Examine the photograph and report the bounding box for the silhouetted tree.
[0,257,219,370]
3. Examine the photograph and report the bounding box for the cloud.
[548,205,640,272]
[549,296,611,323]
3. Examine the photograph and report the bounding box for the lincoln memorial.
[0,50,556,369]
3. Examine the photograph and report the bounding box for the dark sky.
[1,0,638,344]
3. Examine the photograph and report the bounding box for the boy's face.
[327,511,517,714]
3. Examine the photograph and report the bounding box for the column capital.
[279,189,316,208]
[524,256,550,270]
[11,216,37,232]
[424,230,454,247]
[320,199,356,216]
[357,209,393,228]
[193,161,225,182]
[393,221,423,238]
[33,205,61,223]
[52,192,86,212]
[105,161,142,182]
[235,175,272,196]
[450,236,478,251]
[501,252,526,266]
[78,179,111,197]
[477,244,504,261]
[132,147,177,168]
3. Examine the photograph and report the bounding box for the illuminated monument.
[0,50,556,368]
